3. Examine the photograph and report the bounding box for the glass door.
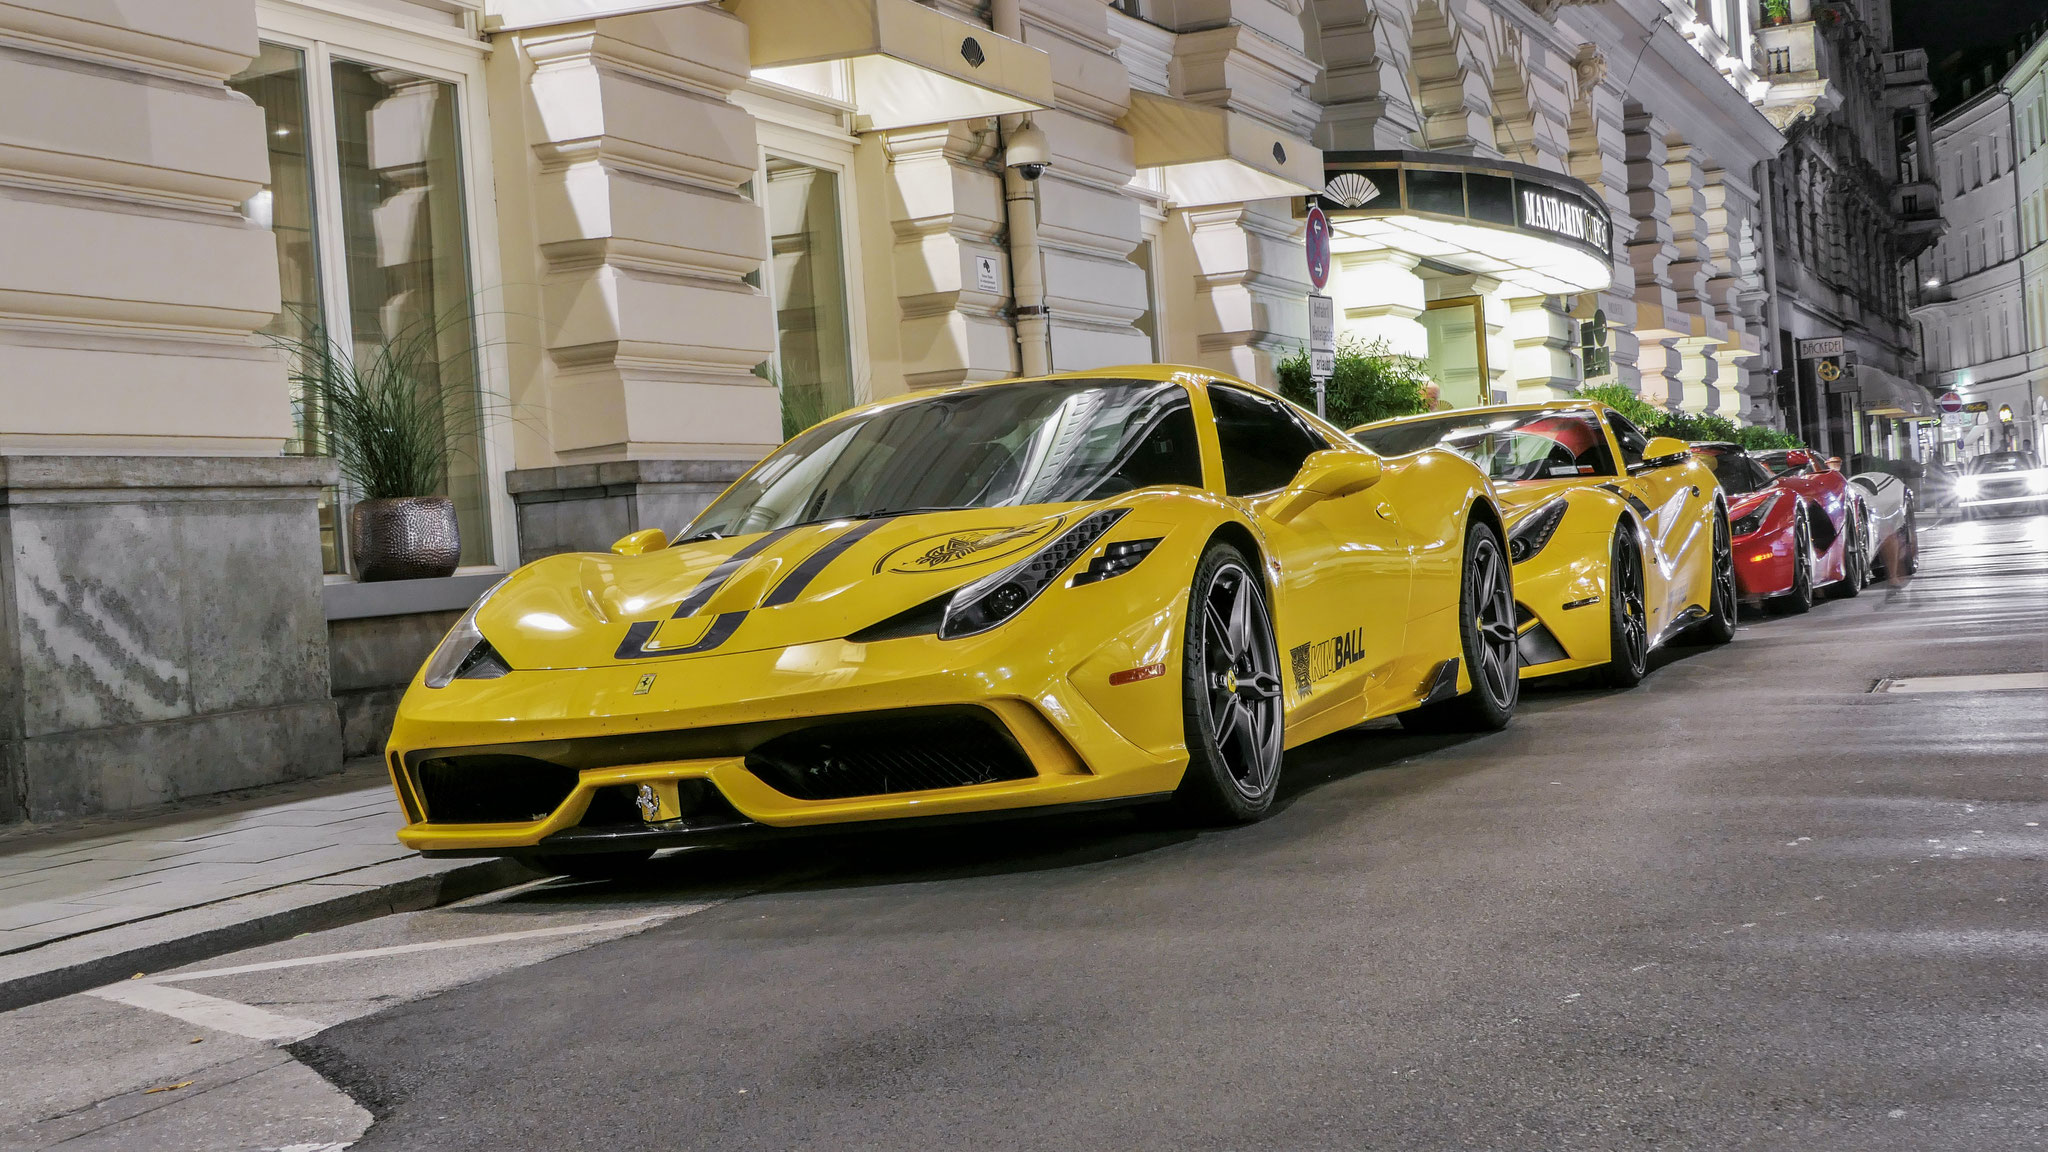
[1422,296,1490,409]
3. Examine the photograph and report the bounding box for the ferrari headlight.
[1506,499,1568,564]
[422,578,514,688]
[1955,476,1980,500]
[1731,492,1780,537]
[939,509,1128,639]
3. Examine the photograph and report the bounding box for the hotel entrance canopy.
[1314,151,1615,296]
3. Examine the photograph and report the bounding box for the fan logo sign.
[1519,190,1611,258]
[1290,627,1368,698]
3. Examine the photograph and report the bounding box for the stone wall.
[0,457,340,823]
[328,610,460,762]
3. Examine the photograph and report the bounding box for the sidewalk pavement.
[0,760,530,1012]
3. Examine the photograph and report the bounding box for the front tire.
[1399,518,1518,733]
[1597,524,1650,688]
[1173,542,1285,824]
[1832,508,1867,598]
[1770,516,1814,615]
[1692,509,1737,645]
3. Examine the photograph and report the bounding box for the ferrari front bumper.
[387,621,1191,856]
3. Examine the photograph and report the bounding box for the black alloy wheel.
[1773,517,1814,615]
[1693,509,1737,645]
[1598,524,1650,688]
[1833,507,1867,599]
[1400,518,1518,732]
[1174,543,1285,823]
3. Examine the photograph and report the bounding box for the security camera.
[1006,121,1051,181]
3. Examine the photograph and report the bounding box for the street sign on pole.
[1938,391,1963,415]
[1305,205,1332,291]
[1308,292,1335,417]
[1797,336,1845,359]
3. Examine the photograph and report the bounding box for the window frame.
[1206,383,1332,497]
[255,2,516,579]
[748,97,873,420]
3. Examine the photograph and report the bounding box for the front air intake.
[743,711,1034,801]
[413,755,579,823]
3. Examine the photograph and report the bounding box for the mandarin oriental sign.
[1313,151,1616,270]
[1519,190,1610,257]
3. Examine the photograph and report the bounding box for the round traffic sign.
[1938,391,1963,415]
[1305,205,1332,290]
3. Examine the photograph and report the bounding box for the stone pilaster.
[496,5,779,463]
[1507,296,1581,401]
[1407,0,1499,155]
[1568,45,1641,389]
[1329,249,1428,359]
[1016,0,1150,371]
[1310,0,1423,149]
[0,0,287,455]
[1624,103,1685,406]
[1186,201,1315,385]
[880,123,1014,388]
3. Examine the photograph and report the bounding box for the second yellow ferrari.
[1353,401,1736,687]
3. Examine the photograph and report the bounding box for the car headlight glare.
[2029,472,2048,494]
[1506,499,1569,564]
[1956,476,1980,499]
[422,578,514,688]
[1730,492,1779,538]
[939,509,1128,639]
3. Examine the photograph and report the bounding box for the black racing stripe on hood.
[672,526,796,619]
[615,611,751,661]
[762,518,896,607]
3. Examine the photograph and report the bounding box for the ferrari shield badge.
[633,673,657,695]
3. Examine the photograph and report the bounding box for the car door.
[1604,412,1708,627]
[1204,384,1409,723]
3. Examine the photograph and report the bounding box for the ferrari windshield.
[685,378,1203,537]
[1353,409,1616,482]
[1690,446,1772,495]
[1754,450,1812,477]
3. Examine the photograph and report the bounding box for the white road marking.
[88,982,322,1042]
[153,914,679,982]
[1874,671,2048,694]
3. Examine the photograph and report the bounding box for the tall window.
[760,157,855,437]
[231,44,490,574]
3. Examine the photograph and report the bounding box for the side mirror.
[1267,449,1383,523]
[1639,436,1692,469]
[610,528,669,555]
[1783,449,1813,469]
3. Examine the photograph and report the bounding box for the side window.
[1605,412,1649,470]
[1208,385,1328,496]
[1085,395,1204,497]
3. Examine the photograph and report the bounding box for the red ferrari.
[1689,444,1869,613]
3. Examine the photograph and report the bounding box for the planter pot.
[349,496,461,582]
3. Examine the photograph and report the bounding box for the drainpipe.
[993,0,1052,376]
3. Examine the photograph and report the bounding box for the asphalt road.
[13,512,2047,1151]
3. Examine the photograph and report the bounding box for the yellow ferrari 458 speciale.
[1352,401,1736,688]
[387,366,1519,876]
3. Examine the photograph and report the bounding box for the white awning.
[732,0,1051,131]
[1854,364,1935,418]
[1121,91,1323,207]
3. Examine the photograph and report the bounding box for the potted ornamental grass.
[273,315,487,582]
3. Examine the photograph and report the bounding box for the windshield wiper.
[848,504,975,519]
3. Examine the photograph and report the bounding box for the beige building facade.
[2,0,1804,820]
